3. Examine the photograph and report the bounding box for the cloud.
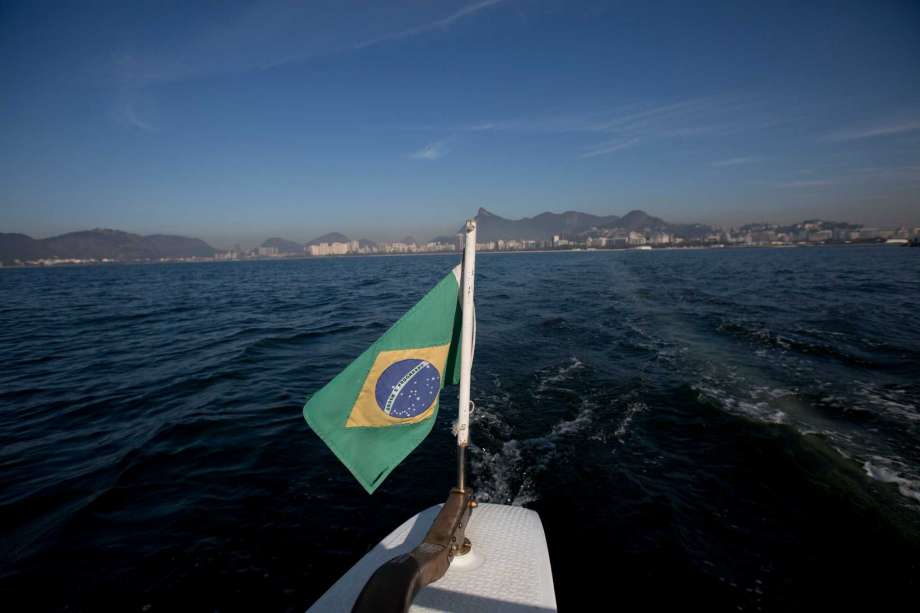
[410,140,450,160]
[774,180,833,188]
[712,157,758,167]
[108,1,509,130]
[119,103,155,131]
[824,119,920,142]
[114,1,508,86]
[456,95,776,158]
[464,99,725,135]
[849,165,920,182]
[580,137,640,158]
[112,88,157,132]
[356,0,506,50]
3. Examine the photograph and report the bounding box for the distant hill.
[468,207,714,241]
[400,236,417,245]
[0,229,216,263]
[358,238,377,249]
[666,223,716,240]
[307,232,349,245]
[428,235,458,244]
[261,237,304,254]
[143,234,216,258]
[605,210,668,231]
[0,233,45,262]
[469,207,622,241]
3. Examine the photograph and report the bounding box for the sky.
[1,0,919,247]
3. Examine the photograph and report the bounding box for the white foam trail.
[694,381,788,425]
[854,383,920,422]
[615,401,647,440]
[551,405,593,436]
[863,458,920,503]
[471,402,595,506]
[535,356,584,393]
[471,439,534,506]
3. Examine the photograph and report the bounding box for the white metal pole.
[456,219,476,487]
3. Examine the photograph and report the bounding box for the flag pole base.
[351,488,475,613]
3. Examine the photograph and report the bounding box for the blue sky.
[1,0,918,246]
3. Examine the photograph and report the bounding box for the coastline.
[0,240,913,270]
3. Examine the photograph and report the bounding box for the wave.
[471,396,596,506]
[716,320,881,367]
[535,356,584,393]
[693,380,788,425]
[863,458,920,503]
[615,401,647,440]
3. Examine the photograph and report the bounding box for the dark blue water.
[2,246,919,611]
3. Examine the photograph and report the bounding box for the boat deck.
[308,502,557,612]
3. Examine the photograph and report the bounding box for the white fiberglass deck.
[308,503,557,612]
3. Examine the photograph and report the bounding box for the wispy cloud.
[356,0,505,50]
[118,103,155,131]
[113,1,507,86]
[774,180,833,189]
[108,2,509,131]
[458,95,775,159]
[112,88,156,132]
[712,156,758,167]
[824,118,920,142]
[465,99,723,135]
[410,140,450,160]
[580,138,640,158]
[769,165,920,190]
[849,165,920,182]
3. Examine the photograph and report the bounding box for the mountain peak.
[307,232,349,246]
[261,237,304,253]
[623,209,651,218]
[617,210,666,230]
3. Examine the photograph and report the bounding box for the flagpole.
[456,218,477,492]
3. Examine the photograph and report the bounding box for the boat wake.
[863,457,920,504]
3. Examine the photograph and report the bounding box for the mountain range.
[0,209,723,263]
[0,229,215,264]
[468,207,713,241]
[258,208,704,253]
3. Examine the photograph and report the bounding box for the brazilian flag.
[304,266,463,493]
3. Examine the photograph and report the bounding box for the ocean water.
[1,245,919,611]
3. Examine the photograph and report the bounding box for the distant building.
[808,230,832,242]
[309,242,352,256]
[627,231,646,246]
[257,246,279,256]
[588,237,608,248]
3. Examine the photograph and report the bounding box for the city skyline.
[3,203,918,248]
[4,200,920,248]
[2,1,919,245]
[3,207,916,262]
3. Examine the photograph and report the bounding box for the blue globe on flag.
[375,358,442,418]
